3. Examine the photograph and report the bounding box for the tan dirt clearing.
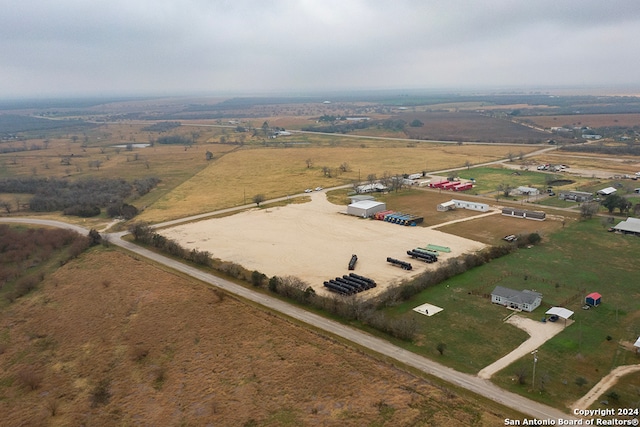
[161,192,486,294]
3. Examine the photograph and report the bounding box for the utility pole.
[531,350,538,389]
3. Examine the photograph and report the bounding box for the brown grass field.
[0,249,510,426]
[515,152,640,177]
[2,104,640,423]
[136,143,538,223]
[394,111,559,143]
[524,113,640,129]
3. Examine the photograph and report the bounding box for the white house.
[491,286,542,312]
[356,183,387,193]
[516,186,540,196]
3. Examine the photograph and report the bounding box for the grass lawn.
[380,218,640,410]
[591,371,640,410]
[455,165,585,197]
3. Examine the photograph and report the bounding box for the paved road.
[1,216,576,422]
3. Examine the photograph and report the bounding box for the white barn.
[347,200,387,218]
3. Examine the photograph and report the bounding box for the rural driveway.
[572,364,640,410]
[1,217,576,422]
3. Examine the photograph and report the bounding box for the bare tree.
[580,202,600,219]
[252,194,265,207]
[0,200,12,213]
[339,162,350,173]
[379,171,392,189]
[497,183,514,197]
[305,158,313,169]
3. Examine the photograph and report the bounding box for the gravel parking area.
[161,192,486,295]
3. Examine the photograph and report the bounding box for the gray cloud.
[1,0,639,97]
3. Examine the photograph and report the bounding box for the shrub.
[251,270,266,287]
[90,379,111,407]
[527,232,542,245]
[16,367,43,390]
[63,204,100,217]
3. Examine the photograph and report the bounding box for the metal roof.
[613,217,640,234]
[491,286,542,305]
[348,200,386,209]
[545,307,574,319]
[597,186,617,195]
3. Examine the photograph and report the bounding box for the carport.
[545,307,574,325]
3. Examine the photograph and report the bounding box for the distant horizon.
[2,83,640,107]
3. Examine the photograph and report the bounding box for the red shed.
[585,292,601,306]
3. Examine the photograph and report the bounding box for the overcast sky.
[2,0,640,98]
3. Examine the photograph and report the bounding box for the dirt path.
[572,364,640,410]
[477,314,570,379]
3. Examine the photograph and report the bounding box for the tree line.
[0,225,96,302]
[0,176,159,218]
[127,221,537,342]
[301,118,407,134]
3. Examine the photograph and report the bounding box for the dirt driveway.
[161,192,486,295]
[477,314,570,379]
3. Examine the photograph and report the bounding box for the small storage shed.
[585,292,601,307]
[437,200,456,211]
[347,200,387,218]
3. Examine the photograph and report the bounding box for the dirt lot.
[0,250,506,426]
[395,111,562,143]
[161,192,486,294]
